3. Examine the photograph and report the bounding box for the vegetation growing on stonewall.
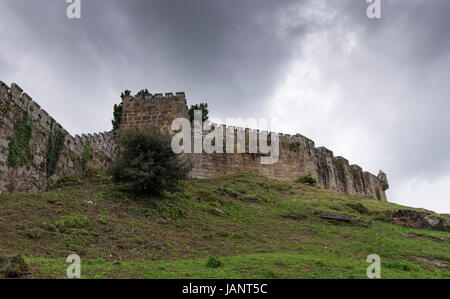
[110,126,191,195]
[112,90,131,131]
[376,188,381,201]
[46,121,66,179]
[112,89,154,132]
[189,103,209,123]
[136,89,150,97]
[112,102,123,132]
[8,113,33,168]
[81,142,93,172]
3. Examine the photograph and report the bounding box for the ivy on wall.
[46,120,66,177]
[8,113,33,168]
[81,142,93,172]
[376,187,381,201]
[188,103,209,123]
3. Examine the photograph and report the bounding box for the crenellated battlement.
[0,81,117,193]
[121,92,189,132]
[122,91,186,107]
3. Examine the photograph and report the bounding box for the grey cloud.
[2,0,310,118]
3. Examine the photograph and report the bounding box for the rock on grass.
[0,255,30,278]
[320,212,371,227]
[389,210,447,231]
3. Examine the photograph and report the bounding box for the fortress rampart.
[0,81,388,201]
[0,81,116,193]
[121,92,389,201]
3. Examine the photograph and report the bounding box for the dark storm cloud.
[332,0,450,180]
[1,0,312,120]
[0,0,449,212]
[100,0,311,116]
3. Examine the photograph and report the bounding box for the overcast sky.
[0,0,449,213]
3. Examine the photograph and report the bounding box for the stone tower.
[377,170,389,191]
[120,92,188,132]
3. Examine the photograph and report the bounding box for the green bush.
[110,127,191,195]
[206,256,223,268]
[296,175,317,186]
[188,103,209,123]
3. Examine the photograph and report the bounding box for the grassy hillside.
[0,172,448,279]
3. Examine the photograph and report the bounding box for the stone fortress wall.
[120,92,389,201]
[0,80,388,201]
[0,81,116,193]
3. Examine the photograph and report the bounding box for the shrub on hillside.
[296,175,317,186]
[110,127,191,194]
[206,256,223,268]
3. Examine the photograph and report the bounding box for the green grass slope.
[0,172,448,279]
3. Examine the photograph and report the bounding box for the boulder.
[320,212,371,228]
[0,255,30,278]
[390,209,446,231]
[321,212,361,223]
[415,257,448,269]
